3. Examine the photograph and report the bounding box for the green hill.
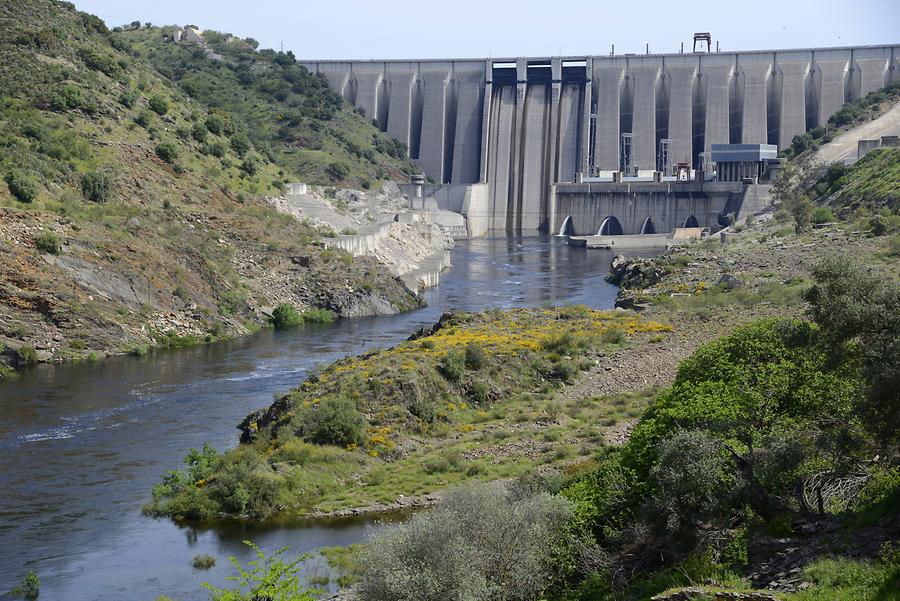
[119,24,414,187]
[0,0,418,374]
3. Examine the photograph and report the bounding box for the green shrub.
[134,110,153,128]
[791,195,815,232]
[205,113,225,135]
[191,554,215,570]
[270,303,302,329]
[650,430,734,534]
[464,343,488,370]
[35,231,61,255]
[326,162,349,180]
[81,171,114,203]
[155,142,178,163]
[439,350,465,382]
[148,94,169,115]
[119,87,139,108]
[202,542,315,601]
[240,156,259,176]
[870,214,889,236]
[191,122,208,143]
[296,396,365,447]
[230,133,251,157]
[360,482,571,601]
[5,170,38,202]
[813,206,835,224]
[202,141,227,158]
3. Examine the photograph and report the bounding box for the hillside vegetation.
[146,306,671,520]
[120,24,414,187]
[0,0,419,373]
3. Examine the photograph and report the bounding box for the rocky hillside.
[0,0,420,374]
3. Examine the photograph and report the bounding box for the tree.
[790,195,815,233]
[805,258,900,445]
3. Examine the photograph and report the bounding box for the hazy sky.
[73,0,899,60]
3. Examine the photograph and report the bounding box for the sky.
[72,0,899,60]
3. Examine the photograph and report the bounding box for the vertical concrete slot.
[443,78,459,184]
[729,69,743,143]
[767,66,781,146]
[691,73,705,167]
[377,78,389,133]
[656,73,670,148]
[409,80,424,160]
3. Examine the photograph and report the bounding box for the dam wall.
[552,181,757,237]
[304,44,898,232]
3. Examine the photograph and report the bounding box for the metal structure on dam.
[303,44,900,233]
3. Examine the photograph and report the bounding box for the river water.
[0,235,650,601]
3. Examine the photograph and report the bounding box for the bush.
[35,231,61,255]
[790,195,815,233]
[270,303,302,329]
[806,258,900,445]
[296,396,365,447]
[439,350,465,382]
[191,122,208,143]
[155,142,178,164]
[119,87,139,108]
[650,430,733,534]
[191,554,215,570]
[205,113,225,135]
[325,162,349,180]
[148,94,169,115]
[870,215,889,236]
[81,171,114,203]
[464,343,488,370]
[230,133,251,157]
[360,482,571,601]
[813,206,835,224]
[202,141,227,158]
[134,110,153,129]
[5,170,38,202]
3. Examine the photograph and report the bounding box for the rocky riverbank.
[0,196,419,373]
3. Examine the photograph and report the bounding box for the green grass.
[784,557,900,601]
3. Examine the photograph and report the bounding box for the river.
[0,235,654,600]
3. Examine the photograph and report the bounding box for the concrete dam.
[303,44,900,234]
